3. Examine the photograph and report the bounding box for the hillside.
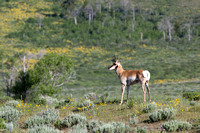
[0,0,200,132]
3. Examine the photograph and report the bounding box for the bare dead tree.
[37,13,42,29]
[166,18,173,41]
[52,71,76,88]
[1,68,17,96]
[183,22,192,41]
[121,0,130,23]
[71,6,82,25]
[129,1,135,31]
[105,0,113,12]
[95,0,103,14]
[84,2,96,25]
[158,19,168,41]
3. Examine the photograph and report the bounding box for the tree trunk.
[38,15,42,29]
[141,32,143,41]
[167,20,172,41]
[23,56,26,73]
[89,13,92,25]
[188,26,191,41]
[163,30,166,40]
[74,17,77,25]
[169,28,172,41]
[132,22,135,31]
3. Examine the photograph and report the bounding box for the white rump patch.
[142,70,150,80]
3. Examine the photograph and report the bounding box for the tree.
[166,18,173,41]
[61,0,82,24]
[158,17,173,41]
[158,18,168,41]
[71,5,82,25]
[12,53,74,101]
[84,0,96,25]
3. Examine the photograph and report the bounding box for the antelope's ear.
[112,59,116,62]
[117,59,121,63]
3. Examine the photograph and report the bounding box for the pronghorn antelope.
[108,59,151,104]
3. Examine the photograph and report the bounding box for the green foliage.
[128,115,138,125]
[28,126,61,133]
[149,108,174,122]
[0,106,22,123]
[35,95,59,105]
[134,126,148,133]
[143,102,157,113]
[55,114,86,129]
[12,53,73,101]
[25,108,59,128]
[4,122,14,132]
[69,123,88,133]
[86,120,99,132]
[0,118,6,129]
[96,122,130,133]
[84,93,97,100]
[127,98,135,109]
[5,100,19,108]
[190,101,196,106]
[162,120,192,132]
[183,91,200,101]
[78,100,94,110]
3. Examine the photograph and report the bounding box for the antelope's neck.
[115,65,124,77]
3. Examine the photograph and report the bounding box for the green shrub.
[55,114,86,129]
[84,93,97,100]
[0,106,22,123]
[96,122,130,133]
[4,122,14,132]
[149,108,174,122]
[87,120,99,132]
[5,100,19,108]
[143,102,157,113]
[34,95,59,105]
[78,100,94,110]
[128,115,138,125]
[162,120,192,132]
[69,123,87,133]
[190,101,196,106]
[0,118,6,129]
[183,92,200,101]
[134,126,148,133]
[12,53,74,101]
[28,126,61,133]
[55,100,69,109]
[127,98,135,109]
[25,108,59,128]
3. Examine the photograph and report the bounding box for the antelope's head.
[108,59,121,70]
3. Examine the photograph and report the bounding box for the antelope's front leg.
[120,84,126,105]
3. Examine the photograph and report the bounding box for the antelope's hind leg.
[146,80,151,102]
[141,81,146,102]
[127,85,130,103]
